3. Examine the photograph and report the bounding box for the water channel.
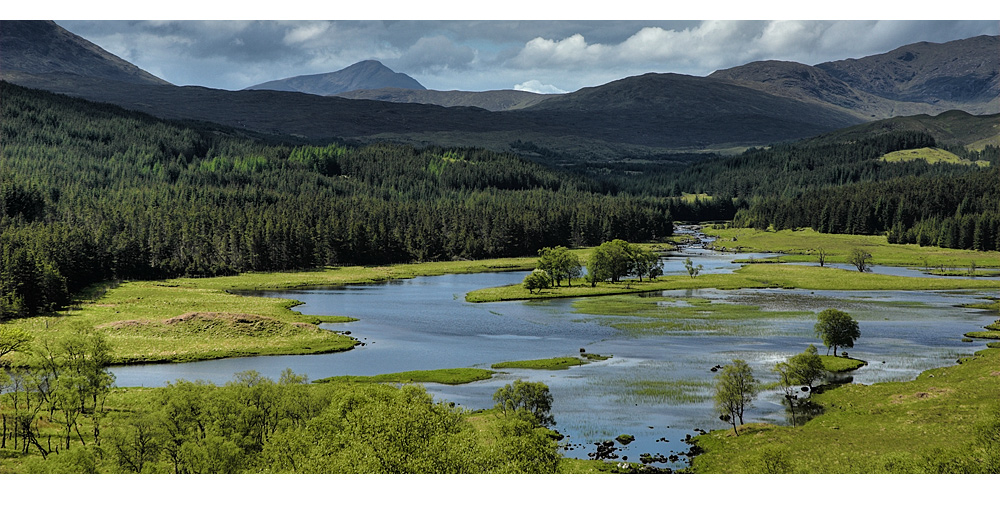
[109,230,999,468]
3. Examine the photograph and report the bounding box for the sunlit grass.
[491,356,587,370]
[690,347,1000,473]
[704,227,1000,268]
[880,147,989,167]
[467,263,1000,303]
[314,368,496,385]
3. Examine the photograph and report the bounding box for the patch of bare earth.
[890,387,953,404]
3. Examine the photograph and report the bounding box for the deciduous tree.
[493,380,555,427]
[714,359,759,436]
[815,309,860,356]
[522,269,551,294]
[848,248,872,272]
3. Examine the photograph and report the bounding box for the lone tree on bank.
[814,308,860,356]
[714,359,759,436]
[773,344,825,426]
[849,248,872,272]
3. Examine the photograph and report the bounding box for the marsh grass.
[598,376,712,405]
[491,356,588,370]
[571,294,811,336]
[314,368,496,385]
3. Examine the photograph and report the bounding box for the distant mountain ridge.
[245,60,425,95]
[2,21,996,160]
[710,35,999,117]
[334,87,548,111]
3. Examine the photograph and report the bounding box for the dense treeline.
[671,131,979,199]
[733,167,1000,251]
[0,82,674,320]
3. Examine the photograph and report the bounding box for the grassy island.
[315,368,496,385]
[467,263,1000,303]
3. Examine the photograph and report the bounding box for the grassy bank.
[704,227,1000,269]
[689,346,1000,473]
[819,355,867,373]
[467,263,1000,303]
[6,257,545,366]
[315,368,496,385]
[492,357,588,370]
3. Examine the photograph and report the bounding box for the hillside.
[2,22,995,161]
[711,35,1000,118]
[0,20,170,86]
[335,87,548,111]
[0,81,677,319]
[817,35,999,108]
[245,60,425,95]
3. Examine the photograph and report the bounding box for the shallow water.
[109,241,999,468]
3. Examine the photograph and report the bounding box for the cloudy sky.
[30,3,1000,93]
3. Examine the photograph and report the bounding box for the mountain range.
[1,20,996,160]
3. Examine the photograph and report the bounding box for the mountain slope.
[520,72,865,146]
[245,60,425,95]
[2,22,993,160]
[808,109,1000,149]
[710,35,999,117]
[334,87,548,111]
[817,35,999,106]
[0,20,170,86]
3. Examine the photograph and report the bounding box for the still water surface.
[110,243,998,467]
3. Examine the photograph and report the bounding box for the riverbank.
[5,257,549,366]
[704,226,1000,268]
[466,263,1000,303]
[689,342,1000,473]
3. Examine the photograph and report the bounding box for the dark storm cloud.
[54,20,999,92]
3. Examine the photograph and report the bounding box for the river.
[109,232,998,468]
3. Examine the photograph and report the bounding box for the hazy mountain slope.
[708,60,935,118]
[816,35,999,107]
[244,60,425,95]
[0,20,170,86]
[711,35,999,117]
[334,87,549,111]
[2,22,992,160]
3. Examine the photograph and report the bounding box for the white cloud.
[513,80,567,94]
[282,22,331,45]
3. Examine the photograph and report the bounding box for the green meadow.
[6,257,550,365]
[704,226,1000,268]
[690,346,1000,473]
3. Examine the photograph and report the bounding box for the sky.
[18,3,1000,93]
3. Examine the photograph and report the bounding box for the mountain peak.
[244,60,425,96]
